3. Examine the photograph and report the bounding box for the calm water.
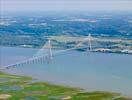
[0,47,132,97]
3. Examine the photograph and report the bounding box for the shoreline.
[0,45,132,55]
[0,71,132,100]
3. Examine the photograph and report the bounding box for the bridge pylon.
[87,33,92,52]
[48,39,53,59]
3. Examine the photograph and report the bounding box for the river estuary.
[0,46,132,97]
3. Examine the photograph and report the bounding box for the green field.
[0,72,131,100]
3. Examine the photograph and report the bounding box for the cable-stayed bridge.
[2,34,95,70]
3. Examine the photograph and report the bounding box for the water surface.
[0,47,132,97]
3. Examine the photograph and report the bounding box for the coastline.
[0,45,132,55]
[0,71,132,100]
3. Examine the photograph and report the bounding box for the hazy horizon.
[1,0,132,14]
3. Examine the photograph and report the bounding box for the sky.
[1,0,132,13]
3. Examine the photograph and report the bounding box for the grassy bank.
[0,72,131,100]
